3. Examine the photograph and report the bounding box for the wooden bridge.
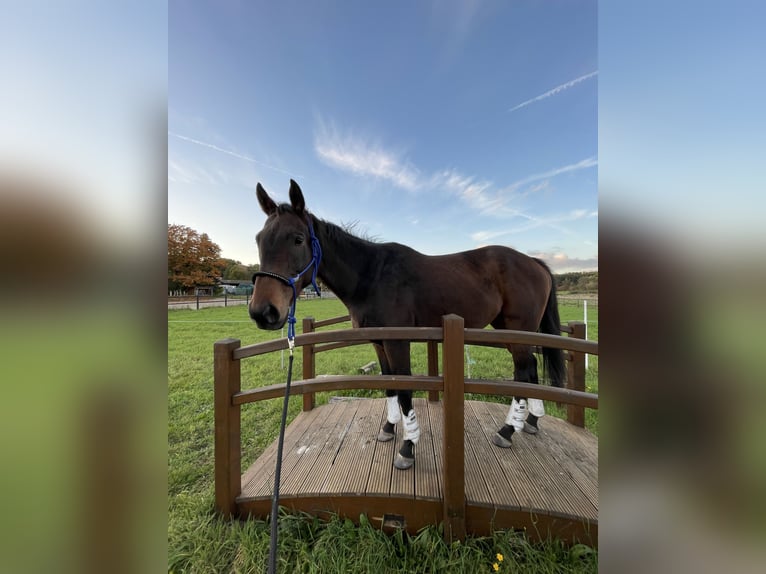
[214,315,598,546]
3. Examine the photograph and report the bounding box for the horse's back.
[361,243,550,329]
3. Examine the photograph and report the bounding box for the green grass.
[168,298,598,573]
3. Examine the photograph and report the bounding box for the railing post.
[567,321,587,427]
[441,314,466,542]
[302,317,316,411]
[427,341,439,401]
[214,338,241,516]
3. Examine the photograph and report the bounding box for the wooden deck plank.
[322,398,379,495]
[365,400,396,496]
[518,418,598,520]
[483,402,597,520]
[414,398,441,501]
[274,402,351,497]
[296,399,363,496]
[536,421,598,506]
[240,402,338,498]
[462,402,494,506]
[427,397,446,500]
[463,402,519,509]
[473,401,558,513]
[543,420,599,485]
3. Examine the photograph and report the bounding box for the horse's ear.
[289,179,305,216]
[256,183,277,216]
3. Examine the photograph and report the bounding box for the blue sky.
[169,1,597,272]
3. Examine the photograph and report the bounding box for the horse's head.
[249,179,316,330]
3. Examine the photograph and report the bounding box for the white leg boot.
[525,398,545,434]
[402,409,420,444]
[387,396,402,424]
[377,396,401,442]
[394,409,420,470]
[491,399,526,449]
[505,398,528,433]
[528,398,545,417]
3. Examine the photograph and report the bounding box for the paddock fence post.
[302,317,316,411]
[441,314,466,542]
[566,321,587,427]
[427,341,440,402]
[214,338,242,516]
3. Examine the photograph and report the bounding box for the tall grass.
[168,298,598,573]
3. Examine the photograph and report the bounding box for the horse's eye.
[294,234,305,245]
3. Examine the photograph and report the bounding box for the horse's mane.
[272,203,380,246]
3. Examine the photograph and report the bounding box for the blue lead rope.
[253,216,322,574]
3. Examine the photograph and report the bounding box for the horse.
[249,180,565,470]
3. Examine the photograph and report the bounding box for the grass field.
[168,298,598,573]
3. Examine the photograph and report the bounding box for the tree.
[554,271,598,294]
[168,224,226,292]
[219,259,260,281]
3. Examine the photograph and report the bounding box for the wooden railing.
[214,314,598,541]
[299,315,591,424]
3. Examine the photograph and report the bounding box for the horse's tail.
[534,258,566,388]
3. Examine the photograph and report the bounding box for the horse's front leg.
[373,342,400,442]
[378,340,419,470]
[394,389,419,469]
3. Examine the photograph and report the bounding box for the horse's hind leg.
[373,342,400,442]
[492,348,541,448]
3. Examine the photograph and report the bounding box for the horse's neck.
[313,217,378,305]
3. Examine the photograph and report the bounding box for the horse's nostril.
[264,304,278,324]
[250,302,281,329]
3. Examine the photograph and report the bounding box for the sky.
[169,1,598,273]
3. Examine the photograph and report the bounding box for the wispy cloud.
[168,157,219,185]
[471,229,512,243]
[440,157,596,230]
[169,131,300,178]
[508,71,598,113]
[314,121,421,191]
[312,119,596,239]
[501,156,598,192]
[471,208,595,242]
[431,169,493,203]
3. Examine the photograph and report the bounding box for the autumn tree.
[168,224,226,292]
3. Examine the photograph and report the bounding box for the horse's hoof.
[377,429,395,442]
[394,453,414,470]
[523,422,538,435]
[492,432,512,448]
[377,422,395,442]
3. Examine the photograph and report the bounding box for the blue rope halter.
[252,217,323,348]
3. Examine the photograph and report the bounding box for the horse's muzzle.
[249,303,285,330]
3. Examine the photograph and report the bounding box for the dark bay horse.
[249,180,565,470]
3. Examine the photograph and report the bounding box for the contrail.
[168,131,301,178]
[504,156,598,190]
[508,71,598,113]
